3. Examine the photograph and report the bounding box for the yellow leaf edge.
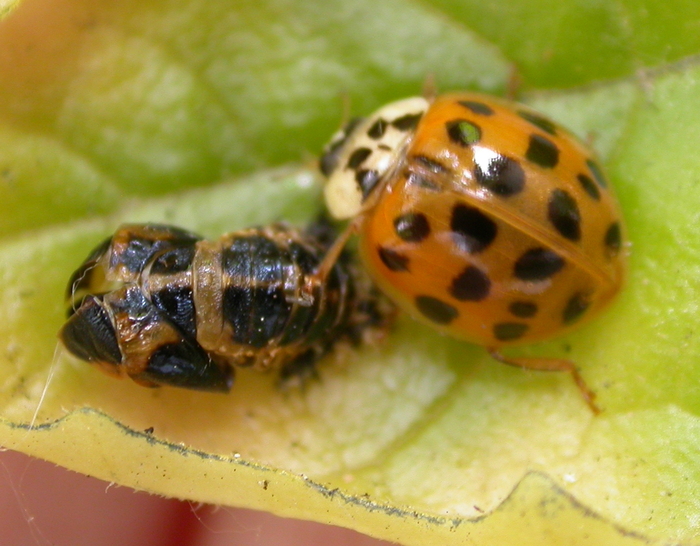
[2,410,655,546]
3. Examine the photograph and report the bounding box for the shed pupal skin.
[61,222,391,392]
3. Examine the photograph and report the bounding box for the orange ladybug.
[319,93,626,413]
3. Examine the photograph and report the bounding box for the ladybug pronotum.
[319,92,626,413]
[60,222,388,391]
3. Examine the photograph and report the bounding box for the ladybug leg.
[339,90,353,128]
[296,219,360,306]
[488,349,601,415]
[421,73,438,101]
[311,216,362,283]
[309,167,386,296]
[506,65,522,100]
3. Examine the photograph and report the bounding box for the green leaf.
[1,0,700,545]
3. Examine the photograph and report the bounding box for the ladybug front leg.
[307,215,363,292]
[488,349,601,415]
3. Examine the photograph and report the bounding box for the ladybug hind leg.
[488,349,601,415]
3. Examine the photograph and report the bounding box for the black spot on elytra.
[577,173,601,201]
[548,188,581,241]
[514,248,565,281]
[563,292,591,324]
[347,147,372,169]
[450,204,498,253]
[446,119,481,147]
[449,266,491,301]
[458,100,494,116]
[509,301,538,318]
[474,154,525,196]
[604,222,622,256]
[517,110,557,135]
[394,212,431,242]
[378,246,410,272]
[526,134,560,168]
[586,158,608,188]
[493,322,529,341]
[415,295,458,325]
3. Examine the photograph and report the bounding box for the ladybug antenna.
[422,73,438,101]
[339,89,353,128]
